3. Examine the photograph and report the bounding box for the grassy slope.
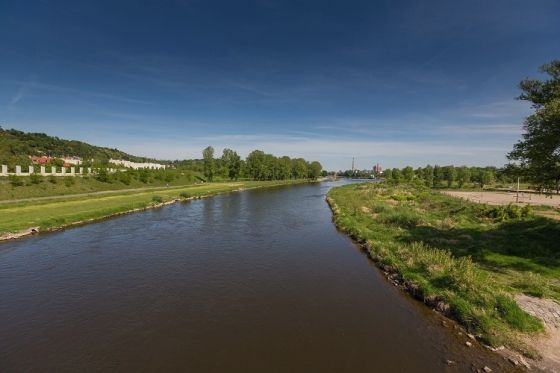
[328,182,560,356]
[0,173,202,200]
[0,180,309,235]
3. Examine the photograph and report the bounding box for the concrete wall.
[0,165,123,177]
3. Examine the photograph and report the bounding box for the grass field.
[0,179,310,236]
[327,182,560,356]
[0,172,201,200]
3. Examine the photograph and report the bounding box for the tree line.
[201,146,323,181]
[381,165,500,188]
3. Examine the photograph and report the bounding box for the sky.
[1,0,559,170]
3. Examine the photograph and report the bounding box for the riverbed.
[0,181,514,372]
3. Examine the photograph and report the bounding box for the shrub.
[48,175,57,184]
[152,195,163,203]
[9,175,24,187]
[30,173,42,185]
[64,177,75,187]
[179,192,190,198]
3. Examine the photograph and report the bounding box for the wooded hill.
[0,128,159,166]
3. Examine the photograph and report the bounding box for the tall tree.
[508,60,560,192]
[309,161,323,179]
[221,148,241,180]
[202,146,215,181]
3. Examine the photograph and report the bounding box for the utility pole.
[351,157,355,175]
[516,177,520,203]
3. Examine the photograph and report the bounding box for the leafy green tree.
[433,165,444,187]
[246,150,266,180]
[444,166,457,188]
[202,146,215,182]
[221,148,241,180]
[509,60,560,192]
[383,168,392,180]
[457,166,471,188]
[309,161,323,179]
[402,166,414,181]
[480,170,495,188]
[422,165,434,187]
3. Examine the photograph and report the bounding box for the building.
[373,163,382,175]
[61,156,82,166]
[109,159,166,170]
[29,155,54,165]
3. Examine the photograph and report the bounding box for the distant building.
[61,156,82,166]
[29,155,54,165]
[373,163,382,174]
[109,159,166,169]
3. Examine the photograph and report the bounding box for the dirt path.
[443,190,560,208]
[516,295,560,372]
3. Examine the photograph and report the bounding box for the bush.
[485,204,532,222]
[64,177,75,187]
[48,175,57,184]
[152,195,163,203]
[9,175,24,187]
[179,192,190,198]
[30,173,42,184]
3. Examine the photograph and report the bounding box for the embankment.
[327,182,560,369]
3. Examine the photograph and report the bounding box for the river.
[0,181,514,372]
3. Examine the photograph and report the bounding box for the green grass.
[0,172,201,201]
[0,179,311,235]
[328,182,560,355]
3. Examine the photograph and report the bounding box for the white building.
[109,159,166,169]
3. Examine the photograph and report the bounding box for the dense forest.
[0,128,158,166]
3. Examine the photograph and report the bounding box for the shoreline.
[325,185,560,371]
[0,179,316,242]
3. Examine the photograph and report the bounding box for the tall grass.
[328,182,556,353]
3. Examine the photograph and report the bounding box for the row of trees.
[383,165,499,188]
[201,146,323,181]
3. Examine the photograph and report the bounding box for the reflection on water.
[0,181,514,372]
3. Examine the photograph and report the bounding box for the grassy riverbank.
[328,182,560,356]
[0,179,311,237]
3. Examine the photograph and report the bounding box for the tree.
[402,166,414,181]
[221,148,241,180]
[309,161,323,179]
[480,170,495,189]
[422,165,434,187]
[433,165,444,187]
[508,60,560,192]
[457,166,471,188]
[202,146,215,182]
[383,168,393,180]
[444,166,457,188]
[246,150,265,180]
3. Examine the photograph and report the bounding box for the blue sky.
[1,0,559,170]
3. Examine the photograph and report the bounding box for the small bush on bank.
[485,203,533,222]
[152,195,163,203]
[179,192,190,198]
[9,175,24,187]
[30,173,42,185]
[64,177,75,187]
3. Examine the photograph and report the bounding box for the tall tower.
[351,157,355,174]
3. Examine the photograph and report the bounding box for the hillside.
[0,128,159,166]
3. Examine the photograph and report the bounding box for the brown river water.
[0,181,517,372]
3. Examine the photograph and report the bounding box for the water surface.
[0,181,513,372]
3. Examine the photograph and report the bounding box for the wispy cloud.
[9,83,30,106]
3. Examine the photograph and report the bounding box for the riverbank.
[0,179,314,241]
[327,182,560,368]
